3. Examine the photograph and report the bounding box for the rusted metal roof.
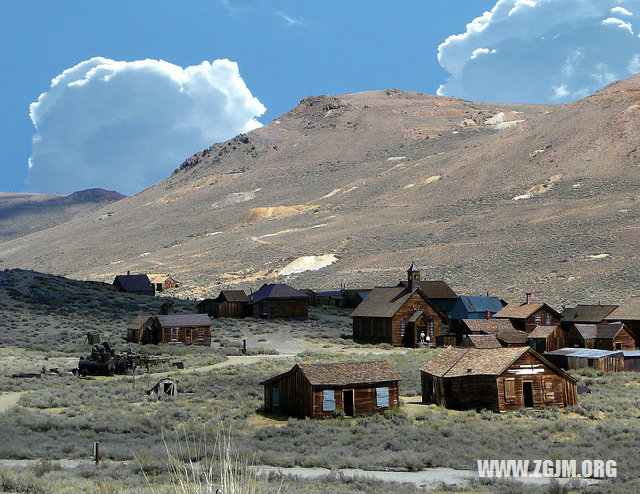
[261,360,402,386]
[561,304,618,323]
[528,325,559,339]
[463,334,502,348]
[606,297,640,321]
[249,283,308,303]
[155,314,212,327]
[573,322,626,340]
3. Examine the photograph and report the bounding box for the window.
[543,379,555,402]
[545,313,552,325]
[616,342,622,350]
[429,320,434,337]
[170,328,178,341]
[400,319,406,338]
[198,328,205,340]
[535,314,542,325]
[376,387,390,408]
[272,386,280,407]
[322,390,336,411]
[504,378,516,402]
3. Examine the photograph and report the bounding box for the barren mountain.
[1,77,640,306]
[0,188,125,242]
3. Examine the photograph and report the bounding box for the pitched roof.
[148,274,180,284]
[128,315,153,330]
[561,304,618,323]
[494,302,544,319]
[351,286,444,319]
[606,297,640,321]
[573,322,626,340]
[261,360,402,386]
[217,290,249,303]
[155,314,212,327]
[528,325,559,339]
[249,283,308,303]
[463,334,502,349]
[449,296,505,319]
[398,280,457,299]
[461,319,528,344]
[421,347,529,377]
[113,274,153,292]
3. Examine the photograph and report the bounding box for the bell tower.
[407,262,421,291]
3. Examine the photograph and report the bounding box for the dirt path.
[0,391,25,413]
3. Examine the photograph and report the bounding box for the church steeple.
[407,262,421,291]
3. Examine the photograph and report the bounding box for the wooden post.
[94,441,100,465]
[242,339,247,355]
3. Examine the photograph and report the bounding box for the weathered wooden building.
[197,290,249,318]
[300,289,318,307]
[113,272,155,296]
[317,289,370,309]
[458,319,528,347]
[249,283,309,319]
[493,294,561,333]
[528,325,566,353]
[421,347,577,412]
[126,315,155,343]
[543,348,625,372]
[461,334,502,349]
[149,275,182,293]
[606,297,640,345]
[351,266,445,347]
[150,314,212,345]
[397,264,458,317]
[622,350,640,372]
[261,360,402,419]
[567,322,635,350]
[561,304,619,326]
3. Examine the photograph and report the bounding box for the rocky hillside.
[0,188,125,242]
[1,77,639,306]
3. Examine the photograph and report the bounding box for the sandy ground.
[0,391,25,413]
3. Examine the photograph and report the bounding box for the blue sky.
[1,1,639,194]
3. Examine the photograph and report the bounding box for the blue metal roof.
[622,350,640,357]
[449,296,504,319]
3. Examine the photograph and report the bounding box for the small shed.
[462,334,502,349]
[622,350,640,372]
[421,347,577,412]
[151,314,212,346]
[543,348,624,372]
[126,315,155,343]
[260,360,402,419]
[198,290,249,318]
[528,325,566,353]
[113,273,155,296]
[149,275,182,293]
[249,283,309,319]
[567,322,635,350]
[147,378,178,399]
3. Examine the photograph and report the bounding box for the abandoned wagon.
[528,325,566,353]
[151,314,212,345]
[260,360,402,419]
[567,322,635,350]
[543,348,624,372]
[249,283,309,319]
[420,346,577,412]
[197,290,249,318]
[493,294,561,333]
[113,272,155,296]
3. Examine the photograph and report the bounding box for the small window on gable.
[170,328,178,341]
[272,386,280,407]
[322,389,336,411]
[504,378,516,403]
[376,387,390,408]
[616,342,622,350]
[545,313,552,325]
[535,314,542,325]
[543,378,555,402]
[198,328,205,340]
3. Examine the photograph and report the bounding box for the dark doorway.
[522,382,534,408]
[343,390,354,417]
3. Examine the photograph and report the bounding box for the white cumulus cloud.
[437,0,640,103]
[28,57,266,194]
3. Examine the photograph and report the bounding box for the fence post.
[94,441,100,466]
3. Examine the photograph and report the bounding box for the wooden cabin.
[462,334,502,349]
[493,294,561,333]
[149,274,182,293]
[126,315,155,343]
[351,265,445,347]
[561,304,618,326]
[421,347,577,412]
[567,322,635,350]
[149,314,212,345]
[317,289,370,309]
[622,350,640,372]
[197,290,249,318]
[543,348,625,372]
[606,297,640,345]
[249,284,309,319]
[528,325,566,353]
[260,360,401,419]
[300,289,318,307]
[397,263,458,317]
[113,272,155,296]
[458,319,528,347]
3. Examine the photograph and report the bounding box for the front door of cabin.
[343,390,354,417]
[522,381,534,408]
[185,329,192,345]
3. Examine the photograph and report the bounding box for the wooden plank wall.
[311,382,399,418]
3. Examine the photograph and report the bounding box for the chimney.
[486,310,492,320]
[526,292,533,304]
[127,270,130,276]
